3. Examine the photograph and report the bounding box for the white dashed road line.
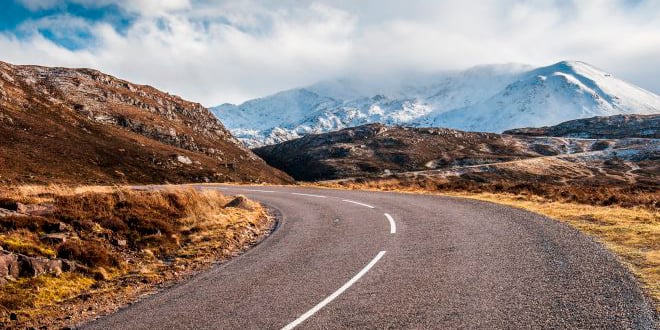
[384,213,397,234]
[341,199,375,209]
[291,192,327,198]
[281,251,387,330]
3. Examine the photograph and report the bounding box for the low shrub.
[56,241,118,268]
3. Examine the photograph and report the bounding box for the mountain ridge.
[504,114,660,139]
[212,61,660,147]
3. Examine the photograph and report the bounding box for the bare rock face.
[0,60,293,185]
[504,114,660,139]
[0,252,76,281]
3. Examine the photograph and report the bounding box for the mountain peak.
[211,61,660,147]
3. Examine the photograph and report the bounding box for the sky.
[1,0,659,106]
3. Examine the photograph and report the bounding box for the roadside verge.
[314,182,659,312]
[0,185,276,328]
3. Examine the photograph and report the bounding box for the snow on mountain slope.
[414,61,660,132]
[212,61,660,147]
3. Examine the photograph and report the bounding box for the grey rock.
[0,252,19,278]
[17,255,65,277]
[40,233,68,245]
[224,195,251,210]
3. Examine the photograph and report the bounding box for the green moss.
[0,236,56,258]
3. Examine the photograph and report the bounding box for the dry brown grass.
[317,180,660,310]
[0,185,272,328]
[0,185,116,204]
[331,174,658,209]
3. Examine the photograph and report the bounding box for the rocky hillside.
[253,123,633,181]
[0,61,292,184]
[504,114,660,139]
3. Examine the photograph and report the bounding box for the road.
[83,185,657,329]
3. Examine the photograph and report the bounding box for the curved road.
[83,185,657,329]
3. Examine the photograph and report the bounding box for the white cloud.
[122,0,191,15]
[3,0,660,105]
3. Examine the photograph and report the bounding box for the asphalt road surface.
[83,185,657,329]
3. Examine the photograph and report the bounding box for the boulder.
[0,252,19,278]
[40,233,68,245]
[17,255,64,277]
[224,195,252,210]
[23,203,53,216]
[0,202,52,216]
[176,155,193,165]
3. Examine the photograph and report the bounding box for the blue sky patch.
[0,0,135,50]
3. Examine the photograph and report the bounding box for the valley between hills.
[0,60,658,328]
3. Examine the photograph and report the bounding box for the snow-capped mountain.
[212,61,660,147]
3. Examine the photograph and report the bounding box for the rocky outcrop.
[17,254,75,277]
[0,251,76,285]
[504,114,660,139]
[0,253,19,279]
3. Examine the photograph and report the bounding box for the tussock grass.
[0,185,271,328]
[0,273,95,312]
[0,230,56,258]
[330,175,658,209]
[1,184,116,204]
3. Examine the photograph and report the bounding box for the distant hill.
[213,61,660,147]
[252,123,640,181]
[0,61,292,185]
[504,114,660,139]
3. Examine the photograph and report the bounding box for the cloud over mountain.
[1,0,659,105]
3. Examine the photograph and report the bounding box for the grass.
[0,185,272,328]
[0,273,95,312]
[0,230,56,258]
[318,180,660,310]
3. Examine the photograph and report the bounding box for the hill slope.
[252,123,644,181]
[0,61,292,184]
[504,114,660,139]
[213,61,660,147]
